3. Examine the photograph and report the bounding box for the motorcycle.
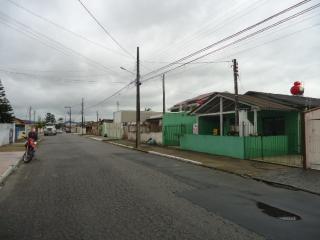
[23,138,37,163]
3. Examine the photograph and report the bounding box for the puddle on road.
[256,202,301,221]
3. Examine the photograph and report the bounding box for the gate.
[163,124,193,146]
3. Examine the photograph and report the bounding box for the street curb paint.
[108,141,134,149]
[89,137,104,141]
[0,154,23,185]
[148,151,202,165]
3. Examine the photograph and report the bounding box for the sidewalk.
[0,143,25,184]
[87,136,320,195]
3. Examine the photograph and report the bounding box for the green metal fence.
[244,135,288,159]
[163,124,193,146]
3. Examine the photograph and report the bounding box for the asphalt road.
[0,134,319,240]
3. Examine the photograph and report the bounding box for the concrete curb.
[148,151,202,165]
[89,137,104,141]
[87,137,320,196]
[0,154,24,185]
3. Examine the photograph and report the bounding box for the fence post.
[261,135,264,160]
[301,112,307,169]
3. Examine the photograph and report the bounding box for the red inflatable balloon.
[290,81,304,95]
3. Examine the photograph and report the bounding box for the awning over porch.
[190,93,298,136]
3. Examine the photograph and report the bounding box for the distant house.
[127,114,163,144]
[14,118,26,140]
[169,92,216,112]
[113,110,161,124]
[101,111,161,139]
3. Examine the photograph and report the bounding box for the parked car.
[44,125,57,136]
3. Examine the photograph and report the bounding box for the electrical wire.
[85,79,136,109]
[142,0,313,79]
[4,0,131,59]
[77,0,134,59]
[0,14,119,75]
[147,0,269,62]
[141,3,320,83]
[0,68,129,85]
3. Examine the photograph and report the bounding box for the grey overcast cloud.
[0,0,319,121]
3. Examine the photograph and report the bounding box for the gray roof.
[245,91,320,110]
[192,92,298,114]
[220,92,297,111]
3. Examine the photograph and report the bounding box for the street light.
[120,66,135,75]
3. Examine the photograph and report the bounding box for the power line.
[81,1,319,111]
[141,3,320,83]
[0,14,119,75]
[142,60,232,64]
[85,79,136,109]
[4,0,131,59]
[0,68,129,85]
[147,0,268,62]
[142,0,312,79]
[154,11,320,79]
[77,0,134,59]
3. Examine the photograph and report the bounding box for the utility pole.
[232,59,239,132]
[136,46,141,148]
[81,98,84,135]
[28,106,32,122]
[33,110,36,124]
[162,74,166,115]
[96,111,99,122]
[65,106,72,133]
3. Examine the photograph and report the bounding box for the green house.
[177,91,320,166]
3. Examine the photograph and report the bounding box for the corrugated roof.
[171,92,217,108]
[220,92,297,111]
[192,92,298,114]
[245,91,320,109]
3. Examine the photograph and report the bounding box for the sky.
[0,0,319,122]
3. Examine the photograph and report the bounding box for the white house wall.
[305,108,320,170]
[128,131,163,145]
[0,123,15,146]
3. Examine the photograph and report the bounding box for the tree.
[0,80,14,123]
[45,113,56,124]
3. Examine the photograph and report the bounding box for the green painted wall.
[180,134,245,159]
[163,112,196,126]
[257,111,300,154]
[198,116,219,135]
[162,112,196,145]
[198,114,236,136]
[244,135,288,158]
[180,134,290,160]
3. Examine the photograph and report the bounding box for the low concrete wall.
[101,123,123,139]
[128,132,162,145]
[180,134,245,159]
[0,123,15,146]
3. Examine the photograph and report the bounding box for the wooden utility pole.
[232,59,239,131]
[136,47,141,148]
[28,106,32,122]
[162,74,166,115]
[65,106,72,133]
[81,98,84,135]
[33,110,36,123]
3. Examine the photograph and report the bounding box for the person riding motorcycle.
[25,128,38,157]
[28,127,38,142]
